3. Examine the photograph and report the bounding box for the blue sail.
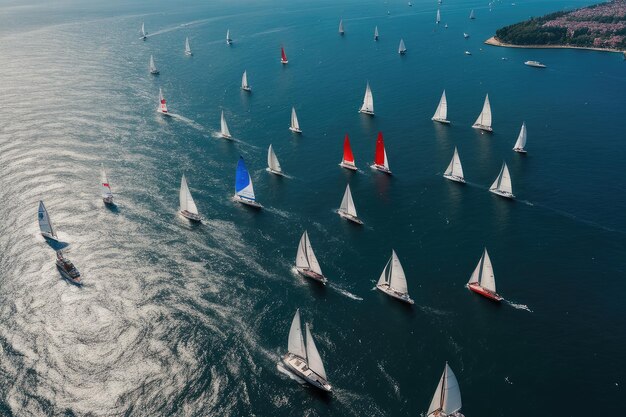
[235,156,255,200]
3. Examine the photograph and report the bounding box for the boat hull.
[157,109,172,117]
[472,124,492,132]
[376,283,414,304]
[103,196,114,205]
[468,283,503,302]
[432,117,450,124]
[185,52,193,56]
[281,60,288,64]
[339,162,357,171]
[371,164,392,175]
[443,174,465,183]
[221,133,233,140]
[513,148,527,154]
[56,263,82,286]
[289,127,302,133]
[489,189,515,199]
[242,87,252,92]
[180,210,202,222]
[338,210,363,225]
[266,168,284,176]
[283,353,332,392]
[150,70,160,75]
[359,109,375,116]
[296,267,327,284]
[233,194,263,209]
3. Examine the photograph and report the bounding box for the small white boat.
[101,165,114,205]
[489,162,514,199]
[469,9,475,19]
[267,144,284,176]
[157,88,170,116]
[338,184,363,225]
[339,134,357,171]
[295,231,328,284]
[241,70,251,92]
[431,90,450,124]
[149,55,159,75]
[467,248,503,301]
[140,22,147,40]
[226,29,233,45]
[464,32,470,39]
[283,309,332,392]
[220,110,232,139]
[465,51,472,55]
[443,147,465,183]
[376,250,414,304]
[359,82,375,115]
[56,251,82,286]
[524,60,546,68]
[371,132,391,174]
[184,37,192,56]
[398,38,407,55]
[436,9,441,24]
[512,122,528,153]
[234,156,262,208]
[179,174,201,222]
[38,200,58,241]
[289,107,302,133]
[338,19,344,35]
[426,363,464,417]
[444,23,448,28]
[408,1,412,6]
[472,94,493,132]
[374,26,379,41]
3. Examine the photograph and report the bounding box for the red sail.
[343,134,354,163]
[281,47,287,61]
[374,132,385,166]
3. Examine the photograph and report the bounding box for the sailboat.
[281,47,288,64]
[220,110,232,139]
[374,26,379,41]
[469,9,475,19]
[436,9,441,24]
[38,200,58,241]
[140,23,147,40]
[467,248,503,301]
[295,231,327,284]
[512,122,527,153]
[426,363,464,417]
[464,33,470,39]
[56,251,82,286]
[241,70,251,92]
[371,132,391,174]
[101,165,114,205]
[267,144,284,176]
[432,90,449,124]
[398,38,407,55]
[157,88,170,116]
[339,134,357,171]
[289,107,302,133]
[337,184,363,225]
[234,156,262,208]
[489,162,514,198]
[339,19,344,35]
[184,37,192,56]
[376,250,414,304]
[359,82,374,115]
[149,55,159,75]
[226,29,233,45]
[472,94,493,132]
[443,147,465,183]
[179,174,201,222]
[283,309,332,392]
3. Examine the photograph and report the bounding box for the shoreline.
[484,36,625,54]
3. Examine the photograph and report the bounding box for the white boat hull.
[242,87,252,92]
[180,210,202,222]
[150,70,159,75]
[376,283,414,304]
[443,174,465,183]
[513,148,527,154]
[489,189,515,199]
[221,133,233,140]
[283,353,332,392]
[281,60,288,64]
[289,127,302,133]
[233,194,263,209]
[296,267,327,284]
[338,210,363,225]
[371,164,392,175]
[432,117,450,124]
[266,168,284,176]
[103,196,114,205]
[359,109,375,116]
[339,162,357,171]
[472,123,492,132]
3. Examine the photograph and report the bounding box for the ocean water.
[1,0,625,415]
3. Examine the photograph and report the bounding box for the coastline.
[484,36,625,54]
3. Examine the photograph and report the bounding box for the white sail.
[180,174,199,215]
[470,9,475,19]
[38,201,55,237]
[436,9,441,23]
[432,90,448,121]
[241,71,249,89]
[360,82,374,114]
[490,162,513,194]
[267,144,282,173]
[513,122,527,150]
[185,37,192,54]
[296,231,322,275]
[339,184,358,217]
[427,363,462,416]
[100,166,113,199]
[288,309,307,359]
[149,55,158,73]
[226,29,232,43]
[473,94,492,129]
[141,23,146,37]
[305,323,328,380]
[480,249,496,292]
[398,38,407,54]
[339,19,344,34]
[444,147,464,179]
[220,111,231,138]
[374,26,379,39]
[290,107,300,131]
[388,250,408,294]
[383,148,390,171]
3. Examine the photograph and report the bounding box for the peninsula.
[486,0,626,53]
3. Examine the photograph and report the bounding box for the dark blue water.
[1,0,625,415]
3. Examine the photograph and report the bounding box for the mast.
[388,250,408,294]
[490,162,512,194]
[242,71,249,89]
[185,37,192,55]
[290,107,300,131]
[374,26,379,40]
[436,9,441,24]
[339,19,344,35]
[473,94,492,129]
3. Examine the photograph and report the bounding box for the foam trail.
[505,299,533,312]
[167,113,206,131]
[329,283,363,301]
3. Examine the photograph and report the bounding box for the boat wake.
[377,362,402,399]
[505,300,533,312]
[276,361,306,385]
[329,283,363,301]
[166,113,206,131]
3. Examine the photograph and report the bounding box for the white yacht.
[524,60,546,68]
[376,250,414,304]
